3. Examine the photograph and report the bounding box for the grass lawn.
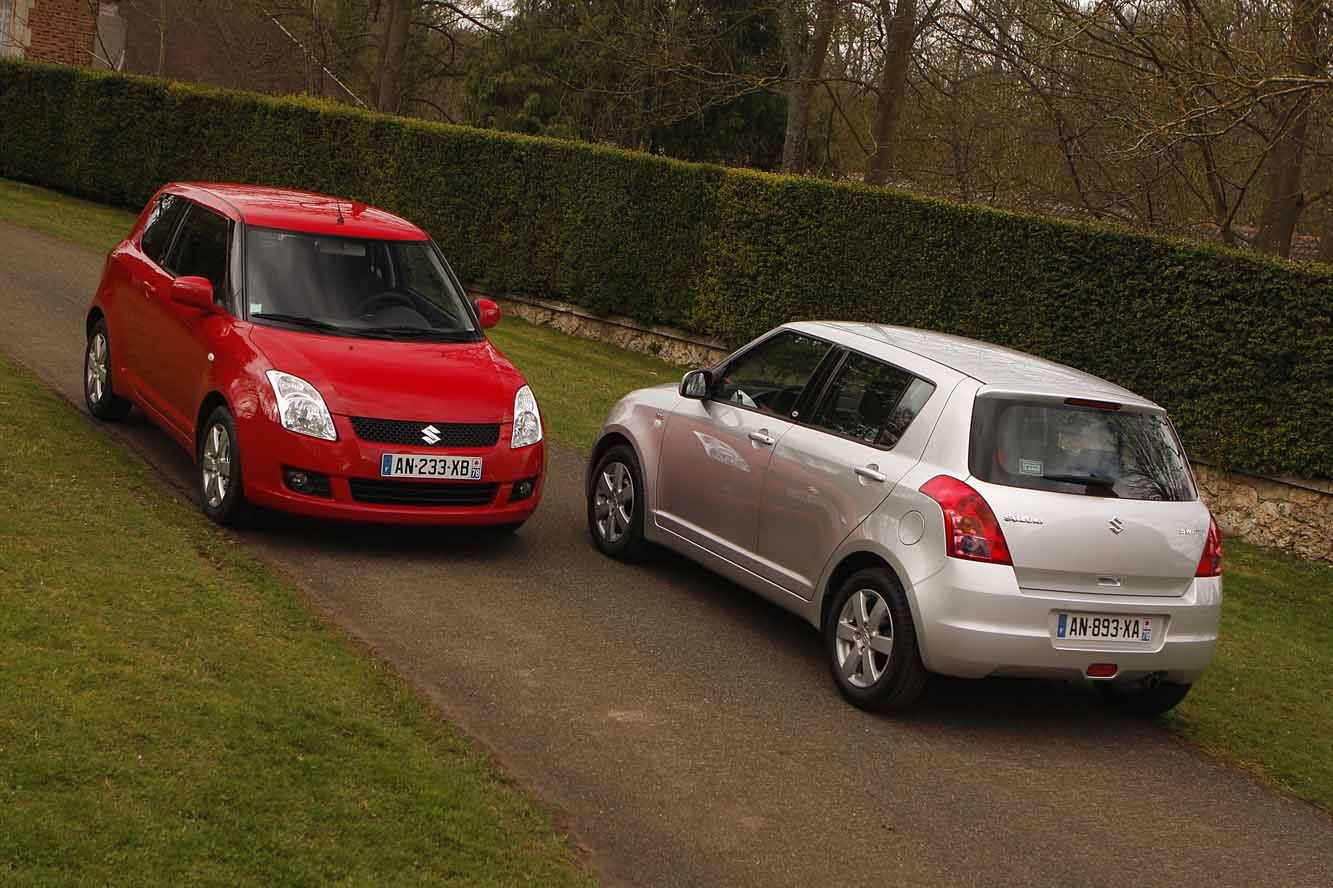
[0,178,137,254]
[3,178,1330,815]
[0,353,592,885]
[1164,545,1332,810]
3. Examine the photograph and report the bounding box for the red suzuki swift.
[83,183,545,528]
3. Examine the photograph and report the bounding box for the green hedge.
[2,59,1329,478]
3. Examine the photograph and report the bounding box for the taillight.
[1195,515,1223,577]
[920,475,1012,565]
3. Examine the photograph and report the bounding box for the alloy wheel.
[593,461,634,544]
[835,588,895,688]
[201,423,232,509]
[86,333,109,405]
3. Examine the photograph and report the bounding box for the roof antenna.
[336,201,345,225]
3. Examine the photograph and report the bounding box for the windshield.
[969,397,1197,502]
[244,228,479,341]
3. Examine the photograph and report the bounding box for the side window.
[712,331,830,417]
[165,205,233,299]
[139,194,188,265]
[809,352,936,448]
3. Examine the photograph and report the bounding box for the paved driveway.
[2,222,1329,887]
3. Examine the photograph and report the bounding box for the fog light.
[1087,663,1118,679]
[509,477,536,503]
[283,467,331,498]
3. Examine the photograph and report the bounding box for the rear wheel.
[84,320,131,421]
[1094,678,1192,718]
[587,445,649,560]
[198,406,248,526]
[824,568,929,712]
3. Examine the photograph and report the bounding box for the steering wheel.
[359,289,416,318]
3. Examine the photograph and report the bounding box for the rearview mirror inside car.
[680,369,712,399]
[170,276,216,312]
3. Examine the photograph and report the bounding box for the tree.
[778,0,842,173]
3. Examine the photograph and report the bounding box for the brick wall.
[26,0,95,66]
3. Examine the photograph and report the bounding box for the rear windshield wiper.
[251,313,346,333]
[1042,473,1120,497]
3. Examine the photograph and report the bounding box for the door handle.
[748,430,776,446]
[143,282,157,298]
[855,464,888,483]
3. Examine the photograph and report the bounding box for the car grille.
[350,417,501,449]
[348,478,499,507]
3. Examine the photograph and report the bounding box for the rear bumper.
[237,412,545,526]
[908,560,1220,684]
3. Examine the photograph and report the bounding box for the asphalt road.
[2,221,1330,887]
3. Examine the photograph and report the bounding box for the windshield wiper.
[251,313,346,333]
[1043,472,1120,497]
[355,326,474,341]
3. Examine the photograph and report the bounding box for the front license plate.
[1056,612,1154,643]
[380,453,483,480]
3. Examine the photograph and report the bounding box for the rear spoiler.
[974,385,1165,414]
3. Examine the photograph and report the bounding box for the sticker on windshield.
[1019,458,1043,476]
[250,303,263,314]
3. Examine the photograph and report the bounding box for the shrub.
[2,59,1328,478]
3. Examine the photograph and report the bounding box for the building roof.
[170,183,429,241]
[800,321,1155,407]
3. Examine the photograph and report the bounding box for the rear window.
[969,398,1196,501]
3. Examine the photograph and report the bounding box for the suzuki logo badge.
[1108,516,1124,535]
[421,424,441,445]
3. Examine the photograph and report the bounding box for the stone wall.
[483,289,1333,564]
[1193,464,1333,563]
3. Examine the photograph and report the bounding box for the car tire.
[84,319,132,421]
[825,568,929,712]
[198,405,248,526]
[1094,678,1192,718]
[587,445,649,561]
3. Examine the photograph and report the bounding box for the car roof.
[166,183,429,240]
[791,321,1159,409]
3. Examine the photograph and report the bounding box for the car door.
[755,351,939,598]
[118,193,189,396]
[142,202,235,437]
[655,329,833,574]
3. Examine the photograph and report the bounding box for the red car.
[83,183,545,528]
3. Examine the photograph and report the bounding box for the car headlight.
[511,384,542,449]
[265,370,337,441]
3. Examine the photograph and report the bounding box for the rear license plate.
[380,453,483,480]
[1055,612,1154,643]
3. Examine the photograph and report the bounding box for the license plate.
[380,453,483,480]
[1056,612,1154,643]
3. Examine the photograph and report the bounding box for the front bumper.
[908,560,1220,684]
[237,412,546,526]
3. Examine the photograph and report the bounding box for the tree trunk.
[1253,0,1322,257]
[864,0,917,186]
[375,0,412,114]
[779,0,839,174]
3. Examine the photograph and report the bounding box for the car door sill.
[653,520,814,611]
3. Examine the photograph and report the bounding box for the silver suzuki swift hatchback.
[586,323,1222,715]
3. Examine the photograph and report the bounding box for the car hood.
[245,325,525,422]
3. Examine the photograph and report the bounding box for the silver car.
[586,323,1222,714]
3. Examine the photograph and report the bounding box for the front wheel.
[84,320,132,421]
[587,445,649,560]
[198,405,248,526]
[824,568,929,712]
[1094,678,1192,718]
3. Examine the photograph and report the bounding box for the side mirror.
[680,369,712,400]
[475,297,500,329]
[170,276,216,312]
